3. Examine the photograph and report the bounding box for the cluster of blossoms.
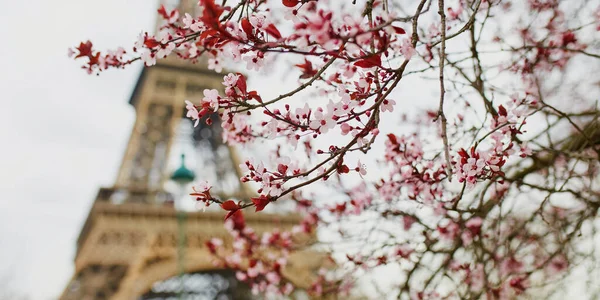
[190,180,213,211]
[71,0,600,298]
[204,206,296,296]
[67,41,127,74]
[199,187,332,296]
[454,97,533,187]
[238,157,300,197]
[380,133,446,205]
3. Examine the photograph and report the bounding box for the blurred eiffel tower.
[59,1,324,299]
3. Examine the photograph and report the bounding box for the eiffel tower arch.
[60,1,326,299]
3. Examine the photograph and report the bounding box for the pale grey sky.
[0,1,157,298]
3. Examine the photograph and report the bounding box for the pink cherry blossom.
[208,56,223,72]
[244,53,265,71]
[399,38,416,60]
[356,160,367,176]
[222,73,239,87]
[140,51,156,66]
[309,108,336,133]
[202,89,220,110]
[380,99,396,112]
[70,1,600,297]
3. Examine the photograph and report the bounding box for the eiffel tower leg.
[59,264,129,300]
[116,102,178,192]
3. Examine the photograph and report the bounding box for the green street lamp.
[170,153,195,297]
[170,153,196,186]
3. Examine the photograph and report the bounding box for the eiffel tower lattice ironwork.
[59,1,325,299]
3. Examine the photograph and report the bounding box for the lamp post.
[170,153,195,298]
[170,153,196,209]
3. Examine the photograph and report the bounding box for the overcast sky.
[0,1,159,298]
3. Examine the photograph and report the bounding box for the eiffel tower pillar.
[59,1,326,299]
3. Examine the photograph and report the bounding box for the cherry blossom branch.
[237,58,337,112]
[435,0,452,179]
[429,0,482,48]
[69,0,600,297]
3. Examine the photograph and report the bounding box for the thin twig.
[435,0,452,180]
